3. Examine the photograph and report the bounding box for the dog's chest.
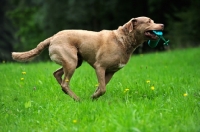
[107,54,131,72]
[118,63,126,69]
[106,63,126,72]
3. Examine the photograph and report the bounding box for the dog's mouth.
[145,30,160,40]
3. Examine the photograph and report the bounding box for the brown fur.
[12,16,164,101]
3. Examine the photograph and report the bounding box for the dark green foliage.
[1,0,200,61]
[0,0,15,61]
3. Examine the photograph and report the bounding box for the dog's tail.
[12,37,52,62]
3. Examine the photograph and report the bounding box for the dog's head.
[123,16,164,41]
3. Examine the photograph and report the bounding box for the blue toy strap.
[152,31,163,36]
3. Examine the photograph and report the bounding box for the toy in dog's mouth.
[146,30,169,48]
[145,30,161,40]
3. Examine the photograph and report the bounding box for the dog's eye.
[148,19,151,23]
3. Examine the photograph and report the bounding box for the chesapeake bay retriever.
[12,16,164,101]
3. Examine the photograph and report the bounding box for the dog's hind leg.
[52,54,82,85]
[61,66,80,101]
[50,45,80,101]
[54,66,79,101]
[53,68,64,85]
[61,57,80,101]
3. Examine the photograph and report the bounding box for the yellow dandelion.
[183,93,188,97]
[22,72,26,75]
[146,80,150,83]
[95,83,99,87]
[124,88,129,93]
[21,78,24,81]
[73,119,77,123]
[151,86,155,90]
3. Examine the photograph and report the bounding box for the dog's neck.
[114,26,145,55]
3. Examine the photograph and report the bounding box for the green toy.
[148,31,169,48]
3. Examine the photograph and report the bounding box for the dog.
[12,16,164,101]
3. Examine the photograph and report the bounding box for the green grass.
[1,47,200,132]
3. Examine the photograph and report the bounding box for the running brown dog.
[12,16,164,101]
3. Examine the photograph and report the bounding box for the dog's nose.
[160,24,164,29]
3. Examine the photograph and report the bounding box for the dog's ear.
[126,18,137,33]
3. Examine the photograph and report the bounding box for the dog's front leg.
[94,72,114,93]
[92,66,106,99]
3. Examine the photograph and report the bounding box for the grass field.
[1,47,200,132]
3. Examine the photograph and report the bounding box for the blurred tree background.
[0,0,200,61]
